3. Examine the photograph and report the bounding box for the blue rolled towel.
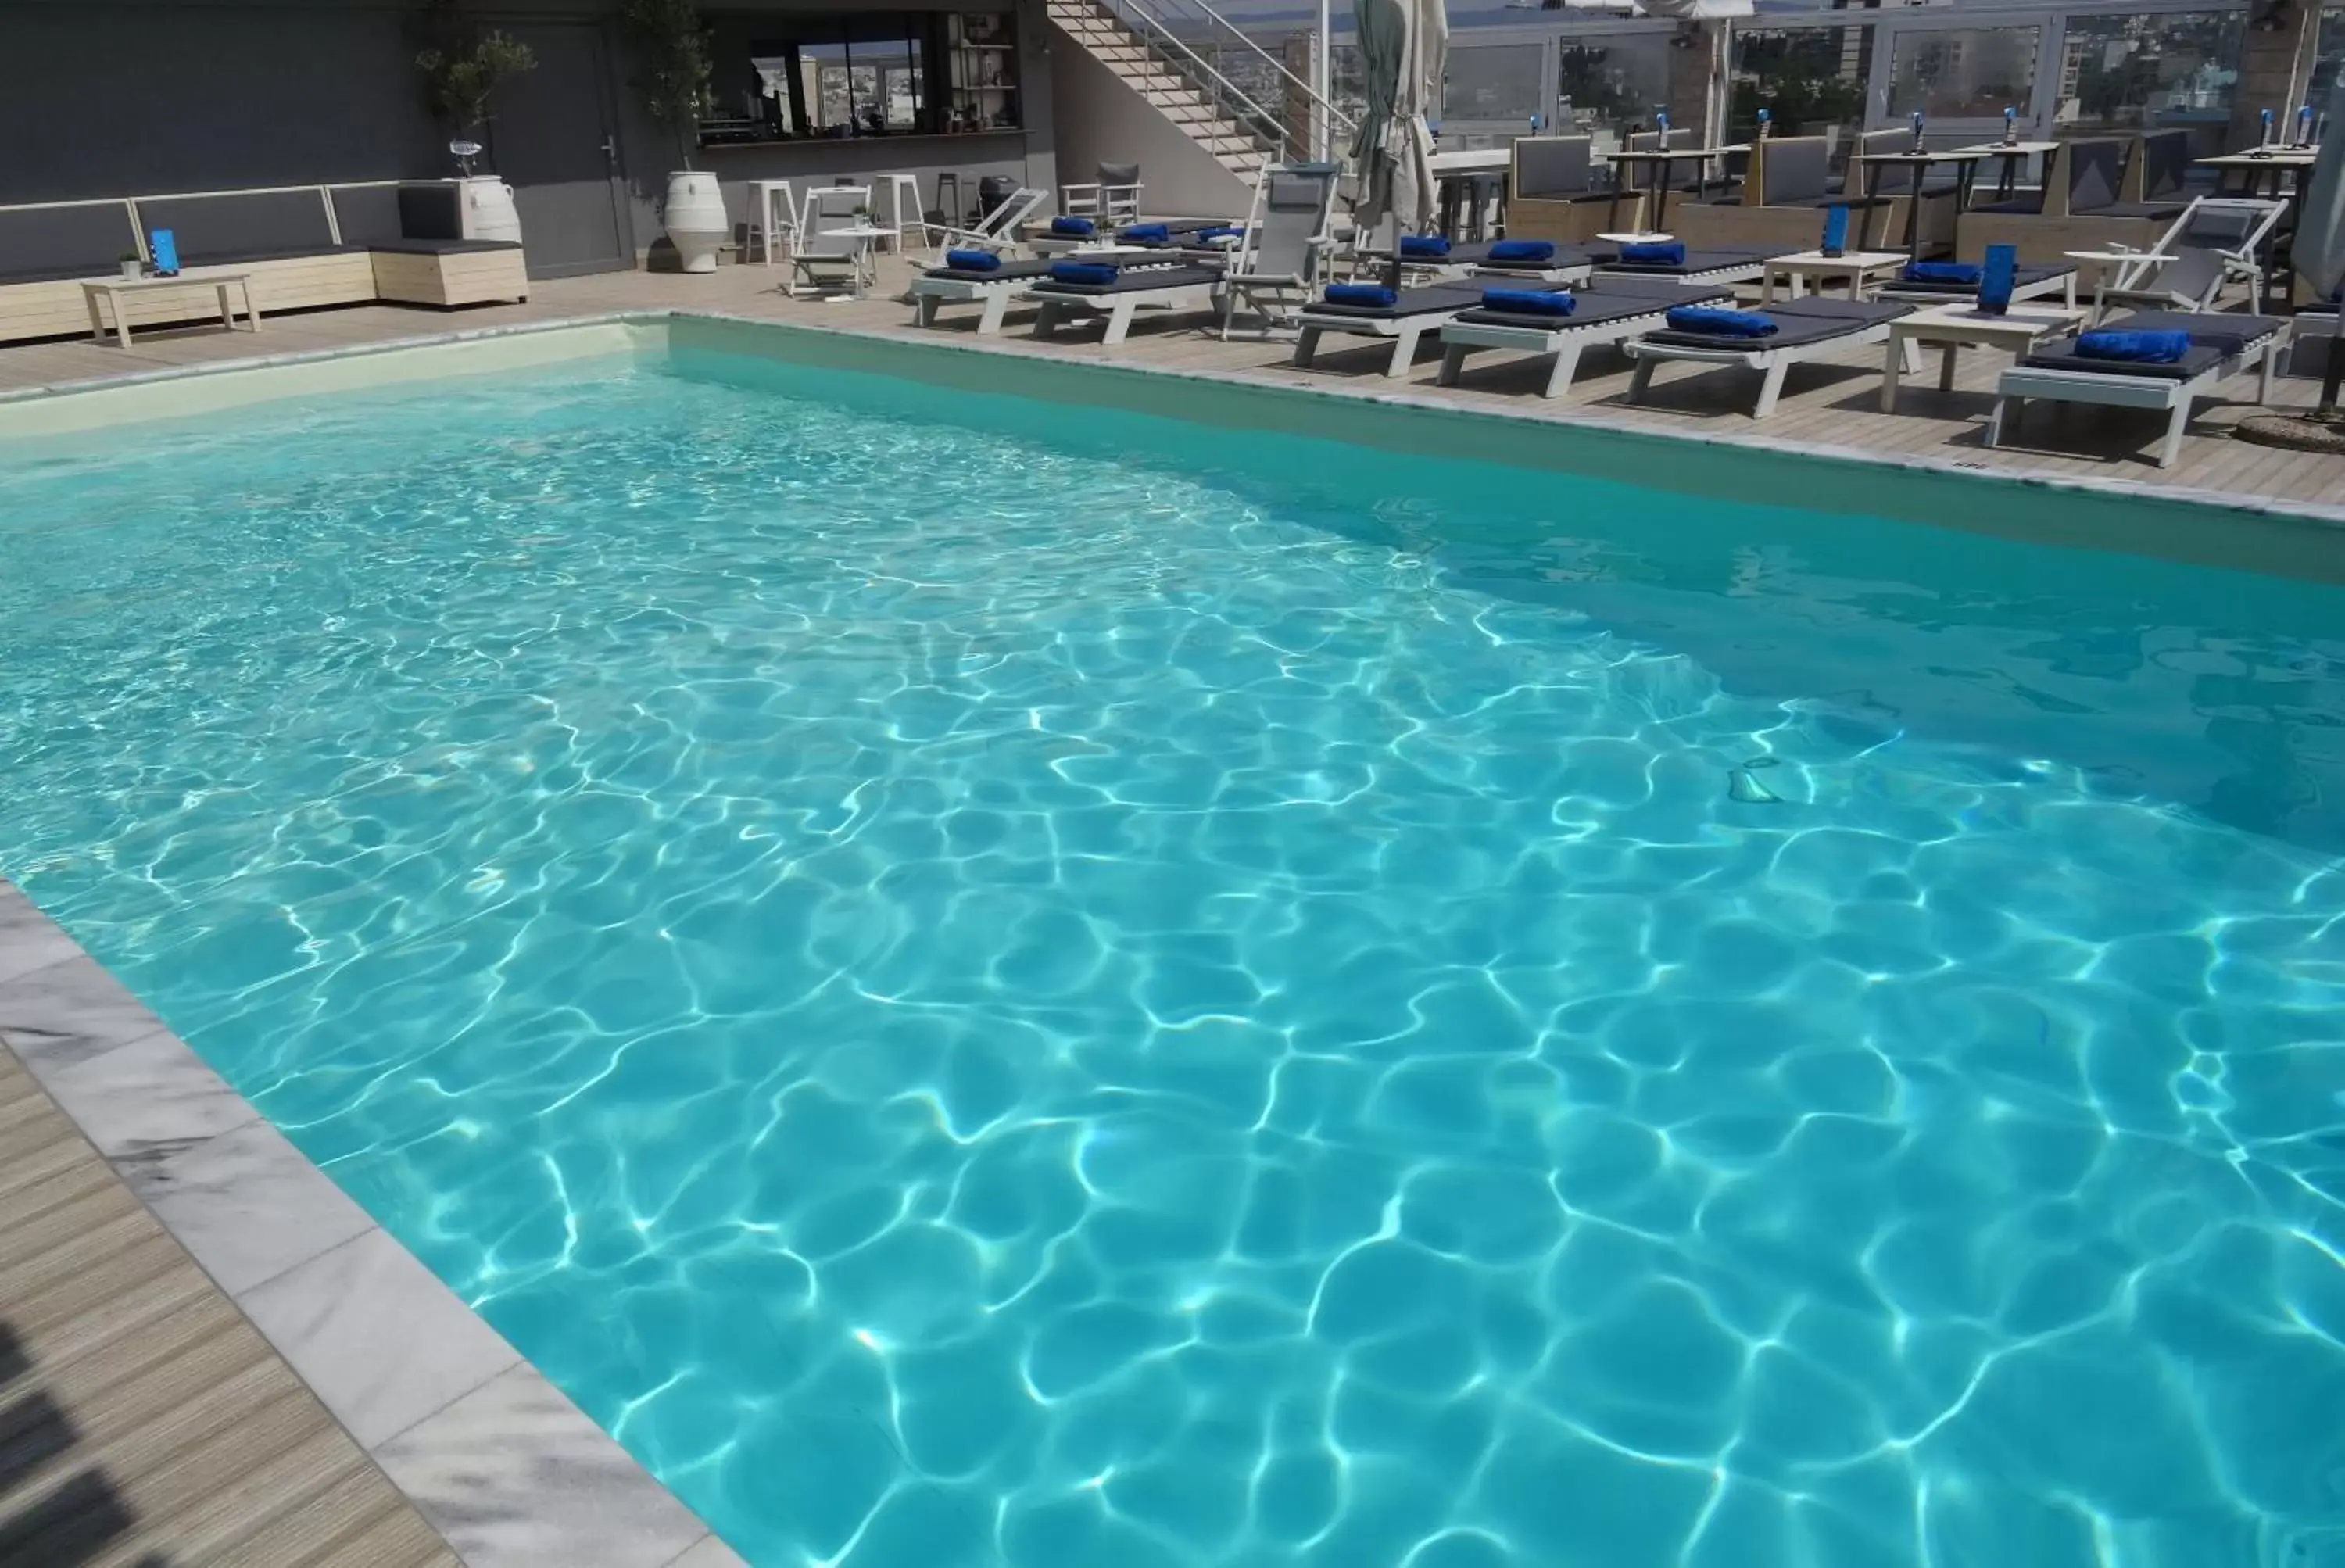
[1399,234,1451,259]
[1488,239,1556,263]
[944,248,1001,272]
[1620,242,1687,266]
[1118,223,1171,242]
[1324,283,1398,308]
[1050,262,1120,287]
[1666,305,1777,338]
[1050,216,1097,236]
[1483,288,1573,317]
[1903,261,1981,285]
[1194,226,1244,241]
[2075,328,2191,364]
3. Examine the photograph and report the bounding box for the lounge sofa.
[1957,138,2168,264]
[1502,136,1638,246]
[0,182,528,345]
[1673,135,1896,253]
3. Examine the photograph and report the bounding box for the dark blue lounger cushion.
[1400,234,1451,259]
[1051,217,1096,236]
[1903,261,1979,285]
[1326,283,1398,308]
[945,249,1001,273]
[2076,328,2190,363]
[1622,242,1684,266]
[1483,287,1572,316]
[1051,261,1120,286]
[1488,239,1556,263]
[1666,305,1775,337]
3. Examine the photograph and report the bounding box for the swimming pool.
[4,330,2344,1566]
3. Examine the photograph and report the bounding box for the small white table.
[1759,249,1906,304]
[809,224,891,297]
[1880,301,2089,413]
[82,271,260,348]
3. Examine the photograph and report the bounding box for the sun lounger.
[1620,296,1916,417]
[1878,261,2077,307]
[910,250,1156,334]
[1988,309,2290,468]
[1595,245,1777,285]
[1028,262,1225,345]
[1434,278,1734,399]
[1293,285,1490,376]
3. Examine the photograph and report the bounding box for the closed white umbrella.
[2241,81,2345,439]
[1350,0,1445,243]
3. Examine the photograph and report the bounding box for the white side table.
[82,272,260,348]
[1880,302,2089,413]
[1760,249,1908,304]
[812,225,892,297]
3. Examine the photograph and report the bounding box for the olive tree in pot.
[625,0,723,273]
[415,2,537,245]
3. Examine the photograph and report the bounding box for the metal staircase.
[1044,0,1353,184]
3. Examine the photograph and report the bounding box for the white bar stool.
[872,173,927,255]
[747,180,797,267]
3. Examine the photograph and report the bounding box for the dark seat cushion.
[170,243,371,267]
[1597,247,1773,276]
[2099,310,2286,356]
[1878,263,2073,296]
[1453,292,1695,331]
[1580,276,1733,303]
[1308,285,1482,320]
[2098,201,2190,221]
[1034,264,1221,295]
[1642,295,1908,350]
[0,204,142,285]
[2019,342,2225,380]
[369,238,524,256]
[1967,196,2046,216]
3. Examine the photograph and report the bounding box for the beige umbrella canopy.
[1349,0,1448,240]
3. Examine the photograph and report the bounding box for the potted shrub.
[624,0,723,273]
[117,250,143,281]
[415,4,536,245]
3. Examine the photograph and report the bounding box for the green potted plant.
[624,0,724,273]
[415,2,537,245]
[117,249,143,281]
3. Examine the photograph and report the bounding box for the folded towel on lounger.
[1482,288,1573,316]
[1663,305,1776,337]
[944,249,1001,272]
[1118,223,1170,242]
[1903,261,1980,285]
[1325,283,1398,308]
[1194,226,1244,241]
[1488,239,1556,263]
[1399,234,1451,259]
[1051,217,1097,236]
[2075,328,2191,363]
[1050,262,1121,287]
[1621,242,1685,266]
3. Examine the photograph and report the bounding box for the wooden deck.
[0,1046,458,1568]
[1,254,2336,514]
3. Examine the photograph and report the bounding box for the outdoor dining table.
[1852,149,1989,260]
[1950,140,2061,202]
[1602,145,1749,233]
[2199,146,2320,202]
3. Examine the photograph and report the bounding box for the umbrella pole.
[2321,325,2344,420]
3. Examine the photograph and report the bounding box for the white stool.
[748,180,797,267]
[871,173,926,255]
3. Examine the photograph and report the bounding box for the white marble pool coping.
[0,879,743,1568]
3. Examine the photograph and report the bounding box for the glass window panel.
[2308,7,2345,109]
[1556,31,1672,157]
[2054,10,2243,139]
[1445,42,1547,131]
[1729,23,1873,161]
[1885,27,2039,122]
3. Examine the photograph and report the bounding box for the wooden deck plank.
[0,1048,456,1568]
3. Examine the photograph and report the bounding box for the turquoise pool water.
[5,348,2345,1566]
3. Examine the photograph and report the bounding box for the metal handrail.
[1160,0,1358,141]
[0,180,414,262]
[1095,0,1289,158]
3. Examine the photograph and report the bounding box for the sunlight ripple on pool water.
[4,356,2345,1567]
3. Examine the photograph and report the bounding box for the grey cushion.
[330,185,406,246]
[2136,129,2192,203]
[138,189,338,263]
[396,184,465,242]
[2066,139,2125,214]
[0,204,141,284]
[1035,264,1221,295]
[1763,138,1831,206]
[370,238,522,256]
[1514,136,1595,199]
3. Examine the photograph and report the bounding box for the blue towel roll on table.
[1325,283,1398,308]
[1978,245,2017,316]
[1488,239,1556,263]
[1050,216,1096,236]
[1621,242,1685,266]
[149,229,181,277]
[1483,288,1573,317]
[1665,305,1776,337]
[2075,329,2191,364]
[1399,234,1451,259]
[1118,223,1170,242]
[1903,261,1980,285]
[945,249,1001,272]
[1050,262,1120,287]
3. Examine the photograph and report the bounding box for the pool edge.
[0,878,746,1568]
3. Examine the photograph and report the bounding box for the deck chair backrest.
[800,187,867,257]
[1246,163,1338,279]
[1513,135,1595,198]
[2060,138,2125,216]
[976,186,1046,239]
[1757,136,1830,206]
[1854,127,1927,201]
[2126,129,2192,204]
[2171,195,2279,259]
[2151,245,2229,308]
